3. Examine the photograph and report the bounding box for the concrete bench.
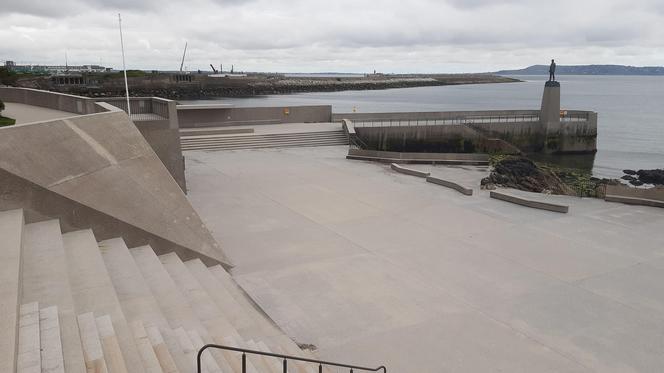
[605,194,664,208]
[490,190,569,213]
[390,163,430,178]
[426,176,473,196]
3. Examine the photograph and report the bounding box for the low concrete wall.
[177,105,332,128]
[347,148,489,165]
[426,176,473,196]
[490,190,569,213]
[0,87,98,114]
[604,185,664,208]
[390,163,430,178]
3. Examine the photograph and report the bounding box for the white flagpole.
[118,13,131,116]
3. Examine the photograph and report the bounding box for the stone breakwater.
[56,75,520,100]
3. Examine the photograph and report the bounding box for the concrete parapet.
[177,105,332,128]
[390,163,430,178]
[426,176,473,196]
[348,149,489,165]
[490,190,569,213]
[0,87,98,115]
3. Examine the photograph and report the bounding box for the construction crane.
[179,42,188,72]
[209,64,218,74]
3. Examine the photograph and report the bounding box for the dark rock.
[621,175,637,181]
[630,180,645,186]
[623,169,637,175]
[635,169,664,185]
[486,156,573,195]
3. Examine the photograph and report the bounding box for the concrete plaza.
[3,102,74,124]
[186,145,664,372]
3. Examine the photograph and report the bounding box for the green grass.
[0,116,16,127]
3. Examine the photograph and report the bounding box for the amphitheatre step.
[186,329,225,373]
[181,136,348,147]
[130,248,232,371]
[0,209,24,373]
[21,221,86,373]
[39,305,65,373]
[17,302,41,373]
[129,321,163,373]
[95,314,129,373]
[99,239,190,373]
[76,312,108,373]
[181,138,349,148]
[246,339,281,373]
[143,324,180,373]
[180,130,345,141]
[180,127,255,136]
[181,133,348,144]
[62,230,144,373]
[184,259,266,339]
[158,253,243,342]
[182,139,348,151]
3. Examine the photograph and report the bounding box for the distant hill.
[495,64,664,76]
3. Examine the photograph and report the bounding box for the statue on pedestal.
[549,59,556,81]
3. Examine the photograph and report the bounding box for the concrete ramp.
[0,109,229,267]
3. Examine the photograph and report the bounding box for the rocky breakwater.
[30,74,520,100]
[481,156,616,197]
[621,169,664,187]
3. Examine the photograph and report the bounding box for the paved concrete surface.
[186,146,664,373]
[3,103,74,124]
[181,122,343,140]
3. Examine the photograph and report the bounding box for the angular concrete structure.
[0,102,228,266]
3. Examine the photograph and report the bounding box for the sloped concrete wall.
[0,108,229,267]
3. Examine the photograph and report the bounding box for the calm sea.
[181,75,664,178]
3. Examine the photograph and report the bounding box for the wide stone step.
[129,321,163,373]
[96,314,129,373]
[182,140,349,152]
[182,135,347,146]
[40,305,65,373]
[76,312,108,373]
[99,239,190,373]
[182,138,348,148]
[158,253,243,342]
[17,302,41,373]
[184,259,265,339]
[130,247,232,371]
[62,230,144,373]
[0,209,24,373]
[21,221,86,373]
[182,133,346,142]
[180,131,346,142]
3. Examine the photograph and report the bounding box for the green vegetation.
[0,99,16,127]
[0,67,18,85]
[0,116,16,127]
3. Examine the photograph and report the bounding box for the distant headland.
[495,64,664,76]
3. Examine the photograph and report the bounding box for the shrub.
[0,99,4,113]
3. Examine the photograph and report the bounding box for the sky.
[1,0,663,73]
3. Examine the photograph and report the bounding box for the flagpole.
[118,13,131,116]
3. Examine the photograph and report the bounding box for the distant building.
[2,61,111,74]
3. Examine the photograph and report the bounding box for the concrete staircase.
[180,131,348,151]
[1,209,322,373]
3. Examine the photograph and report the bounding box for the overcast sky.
[1,0,663,73]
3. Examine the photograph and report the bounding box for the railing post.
[319,363,323,373]
[242,353,246,373]
[283,358,287,373]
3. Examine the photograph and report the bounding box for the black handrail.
[197,344,387,373]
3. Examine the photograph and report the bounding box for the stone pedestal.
[540,81,561,152]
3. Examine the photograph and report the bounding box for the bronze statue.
[549,59,556,81]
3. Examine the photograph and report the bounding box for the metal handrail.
[197,344,387,373]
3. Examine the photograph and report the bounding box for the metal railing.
[197,344,387,373]
[102,97,171,120]
[352,114,541,128]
